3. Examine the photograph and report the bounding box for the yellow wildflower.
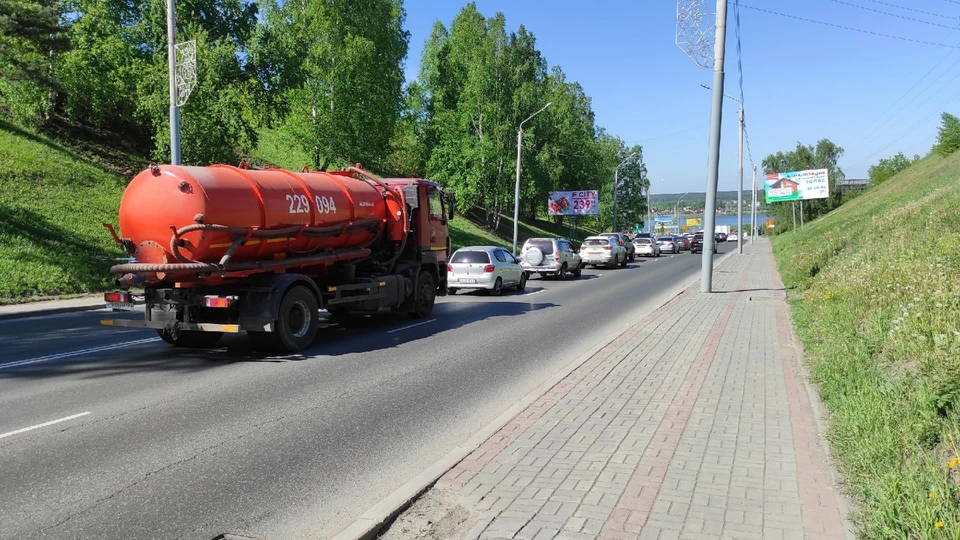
[935,522,944,528]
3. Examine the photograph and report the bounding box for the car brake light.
[554,251,561,261]
[603,245,612,250]
[104,291,131,303]
[447,265,453,273]
[203,295,236,308]
[580,245,586,250]
[483,265,495,273]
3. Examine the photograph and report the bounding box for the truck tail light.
[203,295,237,308]
[104,291,131,303]
[483,265,495,273]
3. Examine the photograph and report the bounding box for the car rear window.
[634,238,652,244]
[584,238,607,246]
[525,239,554,254]
[451,251,490,264]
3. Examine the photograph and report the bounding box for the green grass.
[0,121,128,303]
[248,127,314,171]
[772,150,960,538]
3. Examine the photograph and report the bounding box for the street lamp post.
[167,0,180,165]
[513,101,552,255]
[700,83,743,254]
[646,178,662,235]
[612,151,639,232]
[675,192,689,232]
[751,165,757,242]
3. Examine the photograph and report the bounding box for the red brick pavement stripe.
[772,273,847,539]
[599,300,736,539]
[600,258,754,539]
[436,287,689,491]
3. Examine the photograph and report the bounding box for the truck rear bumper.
[101,319,244,333]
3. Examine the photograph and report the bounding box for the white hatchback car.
[447,246,526,295]
[579,235,627,268]
[633,237,661,257]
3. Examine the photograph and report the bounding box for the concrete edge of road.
[330,245,744,540]
[0,297,105,321]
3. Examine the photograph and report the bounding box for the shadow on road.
[0,301,558,378]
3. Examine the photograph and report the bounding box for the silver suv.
[520,237,583,279]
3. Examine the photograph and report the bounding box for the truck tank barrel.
[113,165,400,284]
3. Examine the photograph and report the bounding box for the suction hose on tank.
[110,246,371,275]
[168,218,382,264]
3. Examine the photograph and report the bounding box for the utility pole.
[167,0,180,165]
[751,165,757,243]
[792,202,797,232]
[612,152,639,233]
[800,200,804,228]
[736,104,743,254]
[675,192,689,231]
[700,0,728,293]
[512,102,552,255]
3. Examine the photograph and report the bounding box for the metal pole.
[792,202,796,232]
[800,200,804,228]
[701,0,728,293]
[612,167,619,232]
[646,187,651,234]
[512,128,523,256]
[751,165,757,243]
[736,105,743,254]
[167,0,180,165]
[512,102,552,255]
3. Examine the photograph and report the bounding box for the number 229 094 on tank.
[285,194,338,214]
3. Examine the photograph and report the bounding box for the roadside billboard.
[655,216,675,223]
[686,218,702,226]
[548,190,599,215]
[764,169,829,203]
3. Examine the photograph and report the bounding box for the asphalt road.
[0,245,734,540]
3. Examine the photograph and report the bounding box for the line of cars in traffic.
[445,230,717,295]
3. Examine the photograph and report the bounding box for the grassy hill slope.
[772,152,960,537]
[0,123,596,303]
[0,121,128,302]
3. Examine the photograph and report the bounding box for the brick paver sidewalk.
[388,238,850,540]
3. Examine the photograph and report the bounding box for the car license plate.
[458,278,477,284]
[106,302,135,311]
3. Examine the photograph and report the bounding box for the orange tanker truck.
[100,163,452,353]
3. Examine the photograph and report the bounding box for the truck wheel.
[157,328,223,348]
[410,271,436,318]
[273,285,319,353]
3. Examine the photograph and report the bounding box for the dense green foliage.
[1,1,646,235]
[933,112,960,158]
[772,150,960,538]
[867,152,919,186]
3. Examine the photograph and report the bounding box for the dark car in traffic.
[690,232,717,254]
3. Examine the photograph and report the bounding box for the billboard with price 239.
[548,190,598,216]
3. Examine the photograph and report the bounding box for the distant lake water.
[642,213,772,232]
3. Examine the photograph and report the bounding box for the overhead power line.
[860,0,958,20]
[738,4,960,48]
[828,0,959,31]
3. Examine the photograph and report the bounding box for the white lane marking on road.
[387,319,437,334]
[0,337,162,370]
[523,290,545,296]
[0,412,91,440]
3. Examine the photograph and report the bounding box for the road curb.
[330,245,745,540]
[0,301,104,321]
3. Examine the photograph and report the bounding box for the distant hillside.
[650,190,749,204]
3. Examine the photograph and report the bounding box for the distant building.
[838,178,869,195]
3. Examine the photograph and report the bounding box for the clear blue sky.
[400,0,960,194]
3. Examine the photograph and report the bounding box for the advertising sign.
[686,218,702,226]
[764,169,830,203]
[548,190,599,216]
[655,216,675,223]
